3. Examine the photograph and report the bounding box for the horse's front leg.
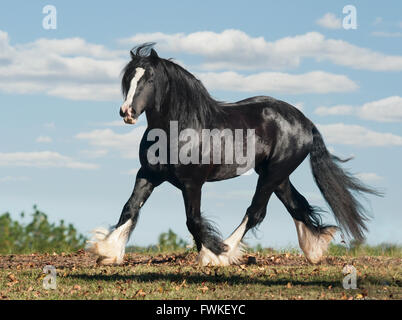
[182,183,229,266]
[87,169,160,265]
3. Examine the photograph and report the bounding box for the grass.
[0,249,401,300]
[327,243,402,257]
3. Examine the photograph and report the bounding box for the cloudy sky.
[0,0,401,248]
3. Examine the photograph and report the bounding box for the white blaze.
[121,67,146,114]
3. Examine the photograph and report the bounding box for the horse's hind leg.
[274,178,338,264]
[219,170,277,265]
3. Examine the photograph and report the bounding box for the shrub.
[157,229,188,251]
[0,205,86,254]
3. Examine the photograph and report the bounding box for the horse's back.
[220,95,313,132]
[219,96,277,107]
[219,95,314,165]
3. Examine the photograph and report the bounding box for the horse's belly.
[206,164,250,182]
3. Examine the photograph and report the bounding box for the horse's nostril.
[119,108,125,117]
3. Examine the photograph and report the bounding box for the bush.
[157,229,188,251]
[0,205,86,254]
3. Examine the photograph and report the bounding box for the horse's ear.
[130,49,136,60]
[150,48,159,58]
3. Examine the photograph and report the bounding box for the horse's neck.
[145,98,223,130]
[145,106,178,130]
[145,109,164,128]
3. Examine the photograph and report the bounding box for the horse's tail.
[309,125,381,242]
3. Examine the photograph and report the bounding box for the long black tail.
[309,126,381,241]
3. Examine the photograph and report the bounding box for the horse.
[87,43,379,266]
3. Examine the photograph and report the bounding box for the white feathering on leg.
[197,217,248,266]
[197,245,225,266]
[86,220,133,265]
[223,217,248,264]
[294,219,337,264]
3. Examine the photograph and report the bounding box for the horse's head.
[120,43,166,125]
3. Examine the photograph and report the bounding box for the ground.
[0,250,400,300]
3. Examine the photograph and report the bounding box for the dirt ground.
[0,250,400,269]
[0,251,400,300]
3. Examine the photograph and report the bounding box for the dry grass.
[0,250,400,300]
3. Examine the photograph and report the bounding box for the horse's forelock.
[130,42,157,59]
[122,43,159,98]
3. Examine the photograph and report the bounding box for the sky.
[0,0,401,249]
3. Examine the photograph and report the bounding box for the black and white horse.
[87,44,379,265]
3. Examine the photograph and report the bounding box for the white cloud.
[292,101,304,111]
[327,146,336,154]
[80,149,109,158]
[97,120,127,127]
[314,105,355,116]
[45,84,121,101]
[36,136,52,143]
[373,17,383,25]
[0,30,125,101]
[315,105,355,116]
[2,28,401,103]
[316,13,342,30]
[75,126,146,159]
[121,30,402,71]
[359,96,402,122]
[198,70,357,94]
[0,151,99,169]
[2,28,402,102]
[355,172,384,182]
[127,168,139,175]
[317,123,402,147]
[315,96,402,122]
[44,122,56,129]
[371,31,402,38]
[304,192,325,203]
[0,176,30,183]
[23,37,125,59]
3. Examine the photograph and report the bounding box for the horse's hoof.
[96,256,119,266]
[294,220,338,264]
[86,223,132,266]
[197,242,246,266]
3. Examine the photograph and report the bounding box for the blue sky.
[0,0,401,248]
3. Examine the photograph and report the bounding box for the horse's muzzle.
[120,105,137,125]
[123,116,137,124]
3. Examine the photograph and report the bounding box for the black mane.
[121,43,225,128]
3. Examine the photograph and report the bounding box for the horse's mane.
[122,43,225,128]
